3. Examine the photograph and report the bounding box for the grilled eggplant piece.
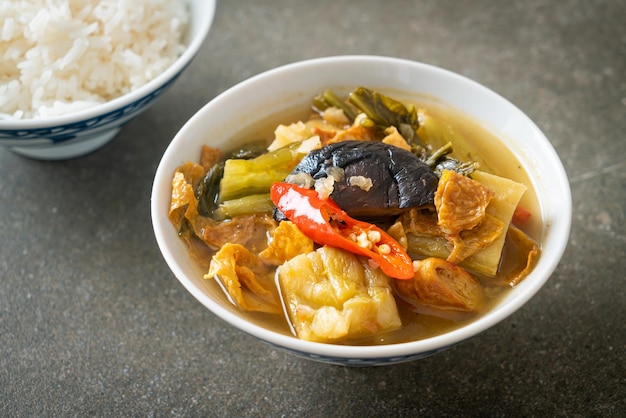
[286,140,438,220]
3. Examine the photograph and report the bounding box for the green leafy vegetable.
[347,87,422,147]
[424,141,479,177]
[313,89,359,122]
[196,162,225,217]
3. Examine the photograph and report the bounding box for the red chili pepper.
[512,205,532,227]
[270,182,415,280]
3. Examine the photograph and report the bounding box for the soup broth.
[175,91,542,345]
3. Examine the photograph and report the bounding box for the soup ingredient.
[314,87,422,151]
[206,243,282,314]
[401,170,529,277]
[0,0,189,119]
[212,194,275,220]
[313,87,486,179]
[512,206,533,227]
[435,169,497,262]
[197,140,285,220]
[213,138,321,219]
[169,161,277,253]
[287,140,439,220]
[268,119,338,151]
[313,89,359,122]
[270,182,415,280]
[394,257,485,318]
[424,141,480,177]
[196,162,225,216]
[218,141,307,202]
[495,225,541,287]
[259,221,314,266]
[348,87,421,144]
[458,171,529,275]
[277,246,402,343]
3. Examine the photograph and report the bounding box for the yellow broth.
[184,95,542,345]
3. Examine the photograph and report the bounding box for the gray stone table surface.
[1,0,624,416]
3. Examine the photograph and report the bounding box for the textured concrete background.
[1,0,624,416]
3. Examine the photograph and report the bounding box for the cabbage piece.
[169,162,206,231]
[205,243,282,314]
[276,246,401,343]
[259,221,314,266]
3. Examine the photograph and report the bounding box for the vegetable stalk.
[218,141,308,203]
[313,89,359,122]
[213,194,274,220]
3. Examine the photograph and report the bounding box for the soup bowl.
[151,56,571,366]
[0,0,216,160]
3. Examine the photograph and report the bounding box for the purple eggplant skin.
[289,140,439,220]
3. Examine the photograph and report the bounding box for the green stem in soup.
[218,141,308,203]
[313,89,359,122]
[213,193,274,220]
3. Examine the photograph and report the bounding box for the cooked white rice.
[0,0,189,120]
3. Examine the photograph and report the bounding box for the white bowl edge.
[151,55,572,362]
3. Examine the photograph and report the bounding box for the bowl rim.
[0,0,216,129]
[151,55,572,360]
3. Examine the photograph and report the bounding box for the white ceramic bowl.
[0,0,216,160]
[151,56,572,366]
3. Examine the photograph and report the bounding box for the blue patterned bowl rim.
[0,77,178,144]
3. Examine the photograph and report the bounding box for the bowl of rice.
[0,0,216,160]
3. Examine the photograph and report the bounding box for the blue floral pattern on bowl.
[262,339,457,366]
[0,76,177,147]
[284,346,452,366]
